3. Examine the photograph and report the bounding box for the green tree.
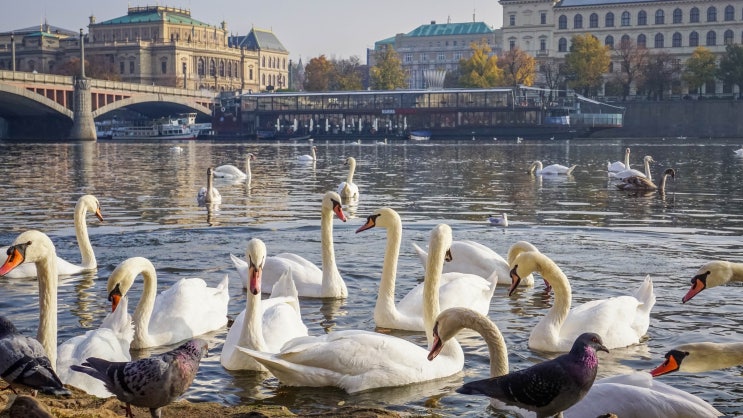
[638,51,681,100]
[682,47,717,94]
[369,47,407,90]
[304,55,334,91]
[611,37,648,100]
[458,41,503,87]
[498,47,536,86]
[331,56,363,91]
[717,43,743,98]
[563,34,611,95]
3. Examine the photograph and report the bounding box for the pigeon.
[0,316,71,397]
[71,338,208,418]
[456,332,608,418]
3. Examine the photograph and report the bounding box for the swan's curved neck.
[374,219,402,322]
[532,256,572,348]
[245,159,252,178]
[320,208,343,296]
[423,239,445,346]
[37,251,59,369]
[726,263,743,283]
[207,172,214,192]
[132,264,159,348]
[644,159,652,181]
[346,161,356,183]
[74,203,96,270]
[241,292,268,351]
[659,173,669,192]
[460,312,509,377]
[624,149,630,169]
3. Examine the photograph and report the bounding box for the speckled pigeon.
[457,332,609,418]
[0,316,70,397]
[71,338,208,418]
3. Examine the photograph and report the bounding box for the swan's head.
[0,230,54,276]
[428,224,453,262]
[247,153,256,161]
[428,307,479,361]
[663,168,676,179]
[643,155,654,163]
[107,257,155,312]
[650,348,688,377]
[344,156,356,167]
[79,194,104,221]
[683,261,732,303]
[323,191,347,222]
[508,250,544,296]
[245,238,267,296]
[355,207,401,233]
[527,161,543,174]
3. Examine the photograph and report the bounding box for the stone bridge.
[0,70,217,140]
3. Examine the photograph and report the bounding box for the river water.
[1,137,742,417]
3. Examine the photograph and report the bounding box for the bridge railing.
[0,70,73,85]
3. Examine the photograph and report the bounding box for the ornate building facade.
[500,0,743,95]
[230,28,289,92]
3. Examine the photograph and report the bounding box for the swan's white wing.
[397,272,493,319]
[214,164,246,178]
[560,295,645,350]
[261,299,308,352]
[263,254,322,294]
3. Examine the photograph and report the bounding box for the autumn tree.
[682,47,717,94]
[563,33,610,95]
[638,51,681,100]
[331,56,363,91]
[498,47,536,86]
[304,55,334,91]
[539,59,567,103]
[611,37,648,100]
[458,40,503,87]
[54,55,121,81]
[718,43,743,99]
[369,46,407,90]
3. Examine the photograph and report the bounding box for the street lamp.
[79,28,86,78]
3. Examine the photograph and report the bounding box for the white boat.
[408,130,431,141]
[111,120,197,140]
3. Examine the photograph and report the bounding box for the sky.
[2,0,503,63]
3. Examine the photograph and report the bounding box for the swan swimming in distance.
[197,167,221,205]
[214,153,256,180]
[528,160,576,175]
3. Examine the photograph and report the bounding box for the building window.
[209,59,216,76]
[655,10,664,24]
[638,11,647,25]
[161,61,167,74]
[725,5,735,21]
[605,35,614,48]
[590,13,598,28]
[120,62,124,74]
[672,32,682,47]
[621,11,630,26]
[509,14,516,26]
[690,31,699,46]
[559,15,567,29]
[404,53,412,63]
[706,30,717,46]
[540,38,546,51]
[262,74,265,86]
[574,14,583,29]
[437,52,445,61]
[707,7,717,22]
[673,8,683,24]
[509,39,516,50]
[129,61,134,74]
[690,7,700,23]
[219,61,225,77]
[454,52,462,60]
[621,34,631,46]
[724,29,734,45]
[638,34,646,48]
[249,67,253,80]
[197,58,204,76]
[421,53,426,62]
[605,12,614,27]
[558,37,567,52]
[654,33,664,48]
[541,12,547,25]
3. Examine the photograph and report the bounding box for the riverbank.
[0,387,409,418]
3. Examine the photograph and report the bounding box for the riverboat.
[110,117,198,140]
[408,130,431,141]
[214,86,624,140]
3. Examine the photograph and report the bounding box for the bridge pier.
[69,76,97,141]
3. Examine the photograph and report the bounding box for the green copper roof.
[24,31,60,38]
[96,8,212,28]
[234,28,287,52]
[406,21,493,37]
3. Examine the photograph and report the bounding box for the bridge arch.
[92,94,212,119]
[0,82,73,119]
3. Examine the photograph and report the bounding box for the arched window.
[227,61,232,77]
[621,11,630,26]
[558,37,568,52]
[690,7,700,23]
[707,6,717,22]
[706,30,717,46]
[672,32,682,47]
[197,58,204,76]
[209,59,216,76]
[673,8,683,24]
[590,13,598,28]
[605,35,614,48]
[219,61,225,77]
[725,5,735,21]
[574,14,583,29]
[638,10,647,25]
[621,34,631,46]
[637,34,647,48]
[262,56,266,67]
[605,12,614,27]
[654,33,664,48]
[725,29,735,44]
[558,15,567,29]
[689,31,699,47]
[261,73,265,86]
[655,9,664,24]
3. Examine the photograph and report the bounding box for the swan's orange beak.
[650,351,683,377]
[0,243,29,276]
[356,214,379,233]
[427,323,444,361]
[108,284,122,312]
[508,266,522,297]
[682,276,706,303]
[249,264,262,296]
[332,200,347,222]
[95,207,104,222]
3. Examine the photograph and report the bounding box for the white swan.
[221,238,308,371]
[0,230,134,398]
[429,307,721,418]
[607,147,631,174]
[528,160,576,175]
[614,155,654,180]
[617,168,675,192]
[106,256,229,349]
[214,153,256,180]
[651,341,743,376]
[236,223,464,393]
[509,250,655,352]
[297,145,317,161]
[734,146,743,157]
[682,260,743,303]
[337,156,359,201]
[197,167,221,205]
[412,239,537,287]
[357,207,495,331]
[0,194,102,279]
[230,191,348,298]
